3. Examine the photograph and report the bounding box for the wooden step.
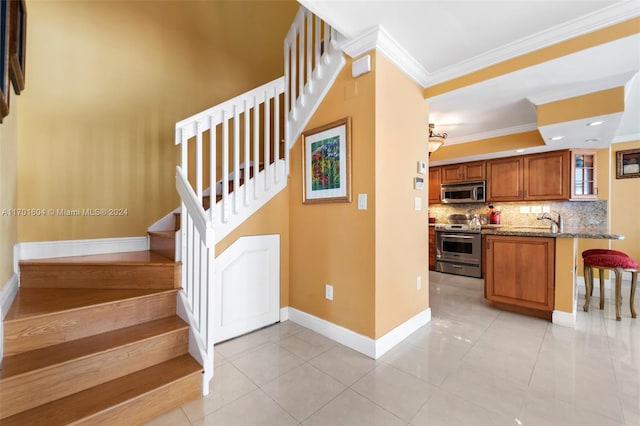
[1,354,202,426]
[149,230,176,260]
[19,251,180,289]
[3,288,177,356]
[0,316,190,418]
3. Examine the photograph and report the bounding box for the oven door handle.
[441,234,476,239]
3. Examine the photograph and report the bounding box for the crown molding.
[445,123,538,145]
[339,26,430,87]
[426,1,640,87]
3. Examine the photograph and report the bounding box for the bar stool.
[582,249,630,308]
[583,253,638,320]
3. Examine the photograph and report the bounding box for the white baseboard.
[14,236,149,271]
[1,273,19,361]
[280,307,290,322]
[288,307,431,359]
[552,309,576,327]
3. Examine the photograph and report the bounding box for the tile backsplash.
[429,201,607,228]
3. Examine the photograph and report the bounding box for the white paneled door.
[213,234,280,343]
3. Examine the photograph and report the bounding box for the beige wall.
[289,54,377,337]
[611,139,640,262]
[17,0,296,242]
[0,98,19,291]
[374,54,429,337]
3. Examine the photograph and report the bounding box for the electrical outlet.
[416,276,422,290]
[520,206,530,214]
[531,205,542,214]
[325,284,333,300]
[542,205,551,213]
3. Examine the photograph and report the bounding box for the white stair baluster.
[274,87,280,185]
[210,117,216,222]
[243,99,250,207]
[233,104,240,214]
[253,95,259,200]
[306,10,313,94]
[264,89,271,191]
[222,110,229,223]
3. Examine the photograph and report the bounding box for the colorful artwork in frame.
[616,148,640,179]
[302,117,352,204]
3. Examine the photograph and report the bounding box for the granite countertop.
[480,226,624,240]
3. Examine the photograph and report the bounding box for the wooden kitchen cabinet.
[441,161,485,183]
[484,235,555,318]
[524,150,570,200]
[487,150,570,202]
[486,156,524,201]
[428,166,441,204]
[570,149,597,200]
[428,226,436,271]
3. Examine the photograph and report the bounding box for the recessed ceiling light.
[585,138,600,143]
[550,136,564,141]
[515,149,526,153]
[587,121,604,126]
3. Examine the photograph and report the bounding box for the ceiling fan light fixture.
[428,123,447,156]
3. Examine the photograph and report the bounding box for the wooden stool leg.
[583,264,592,312]
[631,271,637,319]
[615,268,622,321]
[599,268,606,310]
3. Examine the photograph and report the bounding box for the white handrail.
[172,5,344,397]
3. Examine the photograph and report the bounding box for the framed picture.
[616,149,640,179]
[302,117,352,204]
[0,0,10,121]
[9,0,25,94]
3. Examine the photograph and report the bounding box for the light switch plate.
[531,205,542,214]
[358,193,367,210]
[542,205,551,213]
[415,197,422,211]
[417,161,427,174]
[520,206,530,214]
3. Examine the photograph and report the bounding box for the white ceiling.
[299,0,640,161]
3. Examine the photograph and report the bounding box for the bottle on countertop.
[488,204,501,225]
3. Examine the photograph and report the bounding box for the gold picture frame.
[302,117,352,204]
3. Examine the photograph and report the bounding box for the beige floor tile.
[215,328,273,359]
[440,364,527,418]
[261,363,346,422]
[303,389,405,426]
[518,393,624,426]
[193,389,298,426]
[279,333,333,361]
[230,341,304,385]
[380,341,460,386]
[308,344,377,386]
[180,361,258,423]
[409,388,516,426]
[143,408,191,426]
[351,363,435,422]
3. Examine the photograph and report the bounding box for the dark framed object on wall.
[0,0,10,121]
[9,0,25,94]
[616,148,640,179]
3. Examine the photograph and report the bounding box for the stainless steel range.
[435,214,482,278]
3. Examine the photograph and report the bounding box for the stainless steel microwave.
[441,181,486,204]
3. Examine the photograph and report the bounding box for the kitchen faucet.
[538,211,563,233]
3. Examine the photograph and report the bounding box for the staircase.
[0,251,202,424]
[0,5,344,423]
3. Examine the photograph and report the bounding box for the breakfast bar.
[481,226,625,327]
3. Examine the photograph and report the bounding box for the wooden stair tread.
[1,316,188,379]
[1,355,202,426]
[4,288,177,321]
[148,230,175,238]
[19,250,176,266]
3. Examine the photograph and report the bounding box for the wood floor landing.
[19,250,175,265]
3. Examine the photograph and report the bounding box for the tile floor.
[146,272,640,425]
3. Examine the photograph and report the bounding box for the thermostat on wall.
[414,177,424,190]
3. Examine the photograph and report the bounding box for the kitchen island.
[481,226,624,326]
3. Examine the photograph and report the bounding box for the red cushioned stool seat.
[581,249,631,304]
[583,253,638,320]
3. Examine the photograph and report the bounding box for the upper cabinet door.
[441,161,486,183]
[487,157,524,202]
[428,166,442,204]
[570,150,598,200]
[523,150,570,200]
